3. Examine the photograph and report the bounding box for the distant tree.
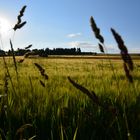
[77,48,81,54]
[15,48,30,56]
[4,47,96,56]
[0,50,5,56]
[45,48,50,55]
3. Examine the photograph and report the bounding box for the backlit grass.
[0,57,140,139]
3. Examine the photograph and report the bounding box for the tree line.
[0,47,97,57]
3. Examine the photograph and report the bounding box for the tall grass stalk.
[0,36,16,96]
[90,16,121,97]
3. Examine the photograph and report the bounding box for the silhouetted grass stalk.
[111,28,133,82]
[111,28,137,96]
[90,16,121,96]
[0,36,16,96]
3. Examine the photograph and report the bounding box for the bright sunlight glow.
[0,17,11,36]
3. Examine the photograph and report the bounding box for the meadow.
[0,5,140,140]
[0,56,140,140]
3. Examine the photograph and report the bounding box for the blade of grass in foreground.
[90,16,121,97]
[73,127,78,140]
[10,40,18,75]
[111,28,134,83]
[68,76,100,106]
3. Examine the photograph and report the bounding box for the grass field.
[0,56,140,140]
[0,4,140,139]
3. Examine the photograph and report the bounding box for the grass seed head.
[13,5,27,31]
[40,80,45,87]
[111,28,134,72]
[68,76,100,106]
[123,63,133,83]
[98,43,104,53]
[34,63,49,80]
[13,21,27,31]
[25,44,32,50]
[90,16,104,43]
[42,73,49,80]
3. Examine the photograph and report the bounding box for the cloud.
[68,41,98,52]
[129,47,140,53]
[67,33,82,38]
[106,45,119,52]
[106,45,140,53]
[68,41,96,48]
[68,42,124,53]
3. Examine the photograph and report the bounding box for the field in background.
[1,56,140,96]
[47,54,140,60]
[0,56,140,139]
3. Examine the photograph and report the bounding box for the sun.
[0,17,11,35]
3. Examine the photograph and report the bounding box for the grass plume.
[13,5,27,31]
[90,16,104,44]
[40,80,45,87]
[34,63,49,80]
[98,43,105,53]
[111,28,134,82]
[25,44,32,50]
[68,76,100,106]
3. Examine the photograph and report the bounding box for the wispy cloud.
[106,45,119,53]
[106,44,140,53]
[68,42,123,53]
[128,47,140,53]
[68,41,96,48]
[67,33,82,38]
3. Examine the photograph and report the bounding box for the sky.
[0,0,140,53]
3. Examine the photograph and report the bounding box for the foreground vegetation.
[0,57,140,140]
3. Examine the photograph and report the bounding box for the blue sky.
[0,0,140,53]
